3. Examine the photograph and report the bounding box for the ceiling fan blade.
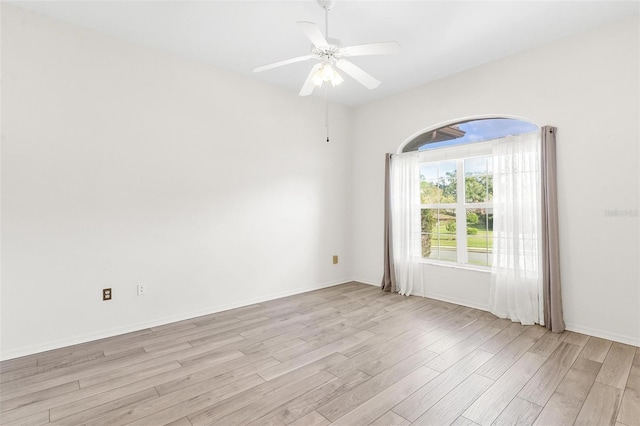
[335,59,380,89]
[299,63,322,96]
[343,41,401,57]
[253,55,314,73]
[297,21,328,48]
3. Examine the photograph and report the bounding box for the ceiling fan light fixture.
[313,63,343,87]
[330,68,344,86]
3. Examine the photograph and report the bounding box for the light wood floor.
[1,282,638,426]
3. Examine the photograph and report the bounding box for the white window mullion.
[456,159,467,264]
[419,148,494,270]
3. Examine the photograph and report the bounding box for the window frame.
[418,140,493,271]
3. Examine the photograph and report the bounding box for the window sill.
[418,259,492,274]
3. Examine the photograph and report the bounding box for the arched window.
[386,118,563,330]
[401,117,539,153]
[403,117,538,268]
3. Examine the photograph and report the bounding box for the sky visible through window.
[418,118,538,151]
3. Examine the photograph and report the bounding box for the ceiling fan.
[253,0,400,96]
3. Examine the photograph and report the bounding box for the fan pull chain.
[325,3,329,142]
[325,84,330,142]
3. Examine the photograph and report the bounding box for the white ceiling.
[10,0,639,107]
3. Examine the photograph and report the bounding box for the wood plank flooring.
[1,282,638,426]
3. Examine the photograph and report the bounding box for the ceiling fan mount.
[253,0,400,96]
[317,0,336,11]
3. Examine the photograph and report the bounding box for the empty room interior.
[1,1,639,425]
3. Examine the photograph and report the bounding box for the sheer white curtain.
[489,131,543,325]
[390,152,421,296]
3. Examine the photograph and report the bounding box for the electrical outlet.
[333,255,338,264]
[137,283,147,296]
[103,288,112,301]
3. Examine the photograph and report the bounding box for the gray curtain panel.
[381,153,396,292]
[541,126,565,332]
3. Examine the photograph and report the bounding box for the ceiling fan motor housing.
[312,38,343,63]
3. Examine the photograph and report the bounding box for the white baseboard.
[352,278,640,347]
[351,277,490,312]
[351,277,379,287]
[1,279,348,361]
[564,322,640,347]
[5,278,636,360]
[414,292,489,312]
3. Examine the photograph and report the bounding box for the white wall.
[0,5,354,359]
[351,17,640,346]
[2,7,638,360]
